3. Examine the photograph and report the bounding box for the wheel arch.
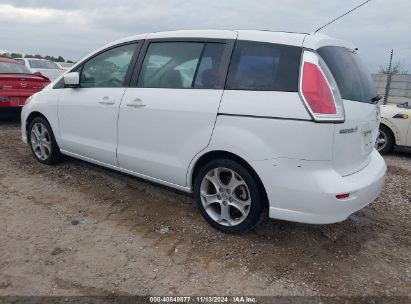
[188,150,269,209]
[26,111,49,135]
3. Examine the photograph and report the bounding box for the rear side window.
[194,43,225,89]
[226,41,301,91]
[138,42,227,89]
[318,46,377,103]
[138,42,204,89]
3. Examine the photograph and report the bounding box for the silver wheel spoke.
[201,192,220,207]
[205,169,224,191]
[42,140,51,151]
[218,204,231,225]
[33,125,41,138]
[40,145,47,159]
[227,169,246,193]
[230,198,250,217]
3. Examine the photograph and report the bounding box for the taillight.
[300,51,344,122]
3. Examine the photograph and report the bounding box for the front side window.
[80,43,136,88]
[226,41,301,91]
[138,42,204,89]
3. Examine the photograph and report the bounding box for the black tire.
[377,125,394,154]
[194,158,263,234]
[28,117,62,165]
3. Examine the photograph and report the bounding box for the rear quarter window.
[317,46,377,103]
[226,41,301,92]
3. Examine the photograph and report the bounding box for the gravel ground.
[0,113,410,297]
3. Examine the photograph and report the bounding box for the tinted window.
[80,44,136,88]
[0,62,31,73]
[138,42,204,89]
[318,46,377,103]
[194,43,225,89]
[29,60,59,69]
[226,41,301,91]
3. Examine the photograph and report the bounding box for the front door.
[58,43,140,166]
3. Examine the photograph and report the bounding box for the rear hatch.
[317,46,379,176]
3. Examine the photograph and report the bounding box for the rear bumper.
[252,150,386,224]
[0,96,28,107]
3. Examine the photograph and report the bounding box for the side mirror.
[63,72,80,88]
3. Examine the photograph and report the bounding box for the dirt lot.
[0,113,410,297]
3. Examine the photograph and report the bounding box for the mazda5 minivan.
[21,30,386,233]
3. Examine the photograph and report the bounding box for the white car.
[21,30,386,233]
[16,58,64,81]
[55,62,75,71]
[376,102,411,153]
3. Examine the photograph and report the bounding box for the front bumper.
[21,105,28,144]
[252,150,387,224]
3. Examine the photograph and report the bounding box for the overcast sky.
[0,0,410,73]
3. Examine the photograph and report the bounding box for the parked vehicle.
[16,58,64,81]
[56,62,74,71]
[0,57,50,108]
[376,102,411,153]
[21,30,386,233]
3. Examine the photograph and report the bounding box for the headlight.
[25,96,33,105]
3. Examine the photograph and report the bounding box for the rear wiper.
[371,95,382,104]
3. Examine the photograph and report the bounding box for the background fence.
[372,74,411,104]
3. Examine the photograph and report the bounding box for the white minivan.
[21,30,387,233]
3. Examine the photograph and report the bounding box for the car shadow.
[0,109,21,124]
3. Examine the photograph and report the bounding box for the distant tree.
[56,56,65,62]
[10,53,23,58]
[67,60,74,63]
[378,60,408,75]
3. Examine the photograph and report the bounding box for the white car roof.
[63,29,355,80]
[100,29,354,50]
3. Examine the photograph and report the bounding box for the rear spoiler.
[0,72,50,82]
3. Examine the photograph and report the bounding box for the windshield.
[0,62,32,73]
[29,59,59,69]
[318,46,377,104]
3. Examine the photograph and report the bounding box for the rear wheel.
[28,117,62,165]
[376,125,394,154]
[194,159,263,234]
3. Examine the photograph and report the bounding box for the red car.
[0,57,50,108]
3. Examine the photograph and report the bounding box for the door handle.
[126,98,146,108]
[98,96,115,105]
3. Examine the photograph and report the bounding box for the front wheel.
[28,117,62,165]
[376,125,394,154]
[194,159,263,234]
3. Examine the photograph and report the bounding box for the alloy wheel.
[200,167,251,226]
[30,122,51,160]
[375,130,387,151]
